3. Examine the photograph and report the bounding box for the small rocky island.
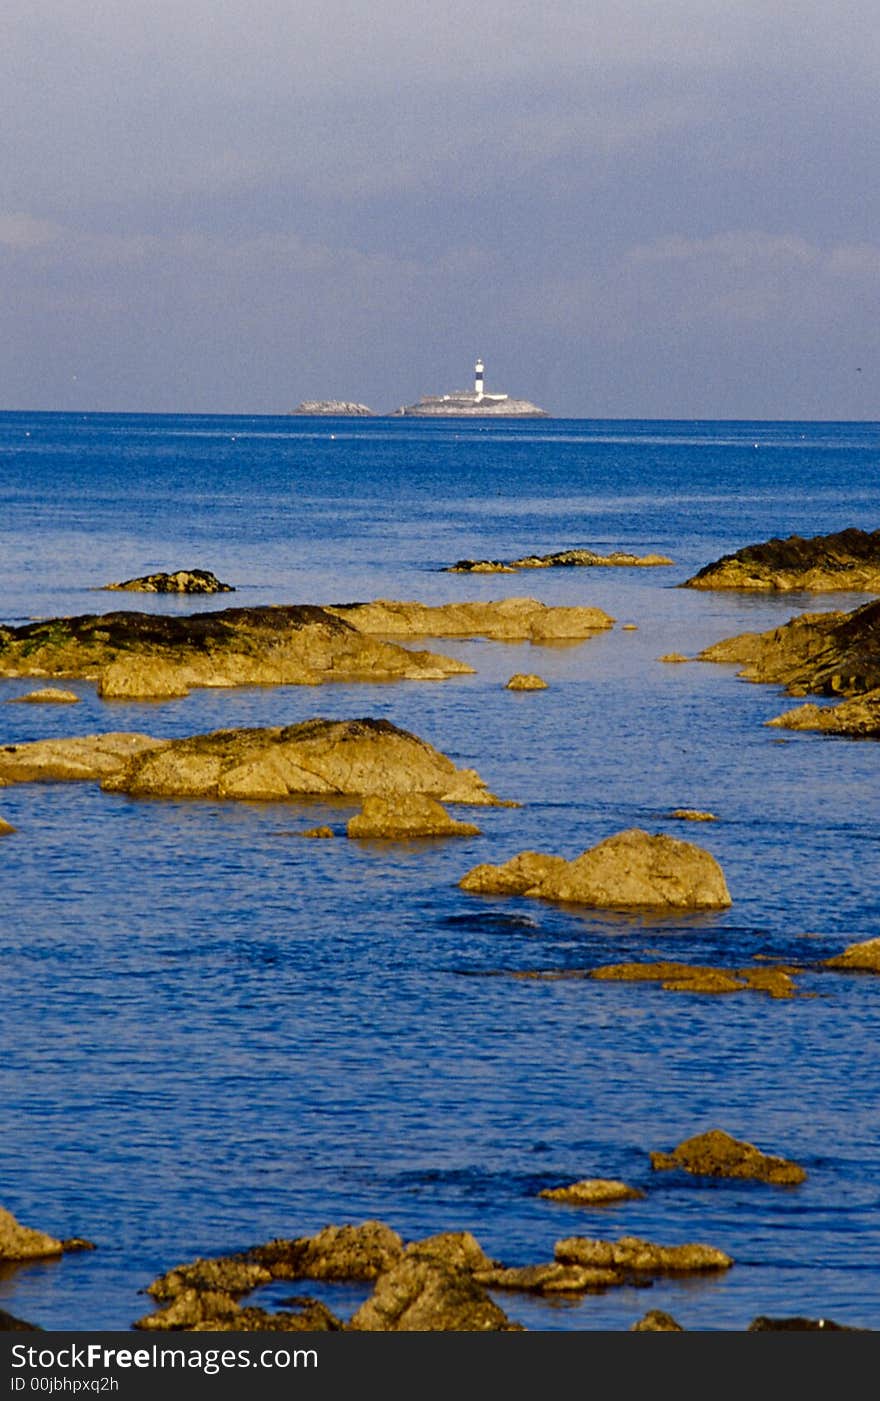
[290,401,375,416]
[393,358,548,418]
[103,569,234,594]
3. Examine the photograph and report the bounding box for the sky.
[1,0,879,419]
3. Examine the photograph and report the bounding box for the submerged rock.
[459,828,732,910]
[325,596,614,641]
[650,1129,807,1184]
[446,549,673,573]
[590,961,799,998]
[7,687,80,703]
[0,718,506,808]
[346,793,482,839]
[539,1179,645,1206]
[0,605,473,700]
[103,569,234,594]
[683,527,880,593]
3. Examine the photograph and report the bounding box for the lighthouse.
[474,358,484,400]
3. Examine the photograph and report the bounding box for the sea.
[0,412,879,1334]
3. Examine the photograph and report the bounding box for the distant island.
[289,361,549,418]
[290,401,375,416]
[392,359,548,417]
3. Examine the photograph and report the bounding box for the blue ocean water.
[0,412,879,1333]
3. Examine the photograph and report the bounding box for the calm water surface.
[1,414,879,1331]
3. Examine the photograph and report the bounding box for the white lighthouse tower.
[474,358,484,400]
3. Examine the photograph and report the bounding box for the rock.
[0,733,165,785]
[135,1288,343,1332]
[590,961,798,999]
[554,1234,732,1274]
[670,809,717,822]
[767,689,880,736]
[747,1315,864,1331]
[621,623,639,631]
[505,673,547,691]
[0,1307,41,1330]
[0,817,15,834]
[631,1309,684,1332]
[0,1204,67,1260]
[683,527,880,592]
[459,829,732,910]
[539,1179,645,1206]
[823,937,880,972]
[104,570,234,594]
[7,688,80,703]
[98,718,504,805]
[346,793,482,839]
[0,605,473,700]
[658,653,691,663]
[349,1256,519,1331]
[446,549,673,573]
[251,1221,406,1282]
[0,719,506,808]
[326,597,614,641]
[474,1262,623,1293]
[290,401,374,415]
[300,825,335,838]
[698,599,880,700]
[404,1231,497,1273]
[147,1256,273,1302]
[649,1129,806,1184]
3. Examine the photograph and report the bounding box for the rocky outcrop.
[553,1234,732,1275]
[137,1220,518,1333]
[0,1205,94,1260]
[474,1261,622,1294]
[7,687,80,703]
[0,605,473,699]
[683,528,880,592]
[699,598,880,734]
[650,1129,806,1184]
[505,673,547,691]
[538,1179,645,1206]
[346,794,482,839]
[823,937,880,972]
[0,719,505,807]
[325,597,614,641]
[100,719,504,804]
[699,599,880,697]
[103,570,234,594]
[590,961,799,999]
[670,809,717,822]
[631,1309,684,1332]
[459,829,732,910]
[290,401,374,415]
[446,549,673,573]
[766,689,880,736]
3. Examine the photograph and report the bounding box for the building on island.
[392,360,548,417]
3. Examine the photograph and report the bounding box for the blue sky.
[2,0,878,417]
